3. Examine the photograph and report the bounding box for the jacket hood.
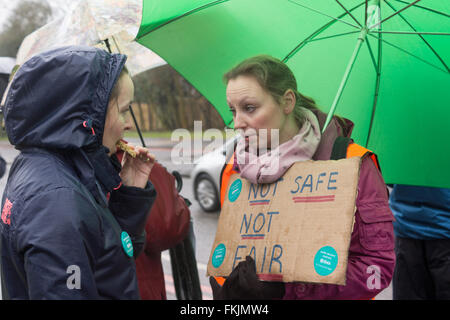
[3,46,127,150]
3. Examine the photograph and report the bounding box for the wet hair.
[223,55,318,127]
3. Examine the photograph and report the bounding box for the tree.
[0,0,52,57]
[133,65,225,131]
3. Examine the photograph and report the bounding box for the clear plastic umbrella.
[16,0,166,76]
[0,57,16,75]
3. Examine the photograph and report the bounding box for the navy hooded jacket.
[0,46,156,299]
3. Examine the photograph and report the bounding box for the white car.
[191,137,238,212]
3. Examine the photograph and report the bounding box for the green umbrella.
[135,0,450,189]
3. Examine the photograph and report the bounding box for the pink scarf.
[235,108,321,184]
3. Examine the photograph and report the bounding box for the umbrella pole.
[129,104,147,148]
[322,28,368,133]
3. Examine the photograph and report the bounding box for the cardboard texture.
[207,157,361,285]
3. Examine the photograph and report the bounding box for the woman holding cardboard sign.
[209,55,395,300]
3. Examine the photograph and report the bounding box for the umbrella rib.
[365,0,368,27]
[367,33,449,74]
[365,37,379,72]
[382,0,450,72]
[288,0,361,30]
[103,39,112,53]
[306,31,360,43]
[335,0,363,27]
[391,0,450,18]
[372,31,450,36]
[283,1,366,62]
[136,0,229,38]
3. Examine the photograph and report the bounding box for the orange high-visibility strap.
[214,277,226,286]
[220,156,237,206]
[346,142,380,171]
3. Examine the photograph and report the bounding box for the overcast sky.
[0,0,76,31]
[0,1,19,25]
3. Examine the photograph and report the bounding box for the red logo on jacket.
[1,198,13,225]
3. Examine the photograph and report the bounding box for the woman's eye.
[245,105,255,112]
[119,109,130,121]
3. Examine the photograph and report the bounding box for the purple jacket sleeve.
[283,156,396,300]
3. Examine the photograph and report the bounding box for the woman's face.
[103,74,134,155]
[226,75,287,149]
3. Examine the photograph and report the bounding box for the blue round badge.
[121,231,134,258]
[314,246,338,276]
[211,243,226,268]
[228,179,242,202]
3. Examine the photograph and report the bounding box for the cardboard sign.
[207,157,361,285]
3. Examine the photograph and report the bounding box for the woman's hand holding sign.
[209,256,285,300]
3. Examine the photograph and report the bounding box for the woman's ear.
[283,89,296,115]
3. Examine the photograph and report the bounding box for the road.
[0,137,392,300]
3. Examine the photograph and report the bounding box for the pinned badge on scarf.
[121,231,133,258]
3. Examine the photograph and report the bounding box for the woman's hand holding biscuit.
[119,144,155,188]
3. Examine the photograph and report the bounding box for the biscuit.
[116,140,137,158]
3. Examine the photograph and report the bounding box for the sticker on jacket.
[121,231,134,258]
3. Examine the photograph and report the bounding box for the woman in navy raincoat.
[0,46,156,299]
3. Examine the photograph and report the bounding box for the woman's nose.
[123,114,133,131]
[233,112,246,130]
